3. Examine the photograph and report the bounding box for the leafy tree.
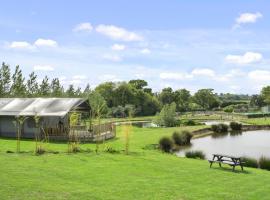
[193,89,219,110]
[250,94,265,107]
[174,89,191,112]
[26,72,39,97]
[95,82,115,107]
[129,79,148,89]
[50,78,63,97]
[39,76,51,96]
[159,87,174,105]
[113,82,137,106]
[75,87,82,97]
[261,86,270,105]
[10,65,26,97]
[155,102,177,127]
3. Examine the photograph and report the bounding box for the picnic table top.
[212,154,241,159]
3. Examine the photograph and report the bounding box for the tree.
[88,91,108,153]
[250,95,265,107]
[26,72,39,97]
[193,89,219,110]
[10,65,26,97]
[51,78,63,97]
[155,102,177,127]
[261,86,270,105]
[113,83,137,106]
[39,76,51,96]
[129,79,148,90]
[95,82,115,107]
[174,89,191,112]
[66,85,75,97]
[83,84,91,96]
[159,87,174,105]
[0,62,11,97]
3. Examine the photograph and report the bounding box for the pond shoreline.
[191,124,270,139]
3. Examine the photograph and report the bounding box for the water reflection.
[177,130,270,160]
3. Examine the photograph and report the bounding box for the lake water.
[177,130,270,160]
[114,121,158,128]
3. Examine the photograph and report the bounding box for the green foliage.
[249,95,265,107]
[0,62,11,97]
[174,89,191,112]
[172,130,192,146]
[242,157,258,168]
[88,91,108,118]
[261,86,270,105]
[159,136,173,153]
[193,89,219,110]
[185,150,205,159]
[230,122,242,131]
[10,65,26,97]
[223,105,234,113]
[182,119,202,126]
[259,156,270,170]
[159,87,174,105]
[211,123,228,133]
[128,79,147,89]
[155,103,176,127]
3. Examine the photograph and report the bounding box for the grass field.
[1,125,270,200]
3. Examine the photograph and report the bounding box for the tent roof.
[0,98,89,117]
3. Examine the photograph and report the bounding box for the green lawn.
[240,117,270,125]
[0,125,270,200]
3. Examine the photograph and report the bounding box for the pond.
[114,121,158,128]
[177,130,270,160]
[203,120,232,125]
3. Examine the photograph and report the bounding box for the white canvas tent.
[0,98,90,138]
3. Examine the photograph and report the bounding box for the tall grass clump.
[241,157,258,168]
[159,137,173,153]
[185,150,205,160]
[172,130,192,146]
[259,156,270,170]
[211,123,228,133]
[230,122,242,131]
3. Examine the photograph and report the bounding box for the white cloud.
[73,22,93,32]
[33,65,54,71]
[236,12,262,24]
[159,72,193,80]
[72,75,87,80]
[34,38,58,47]
[103,54,122,62]
[191,68,215,77]
[248,70,270,82]
[96,24,143,41]
[98,74,121,82]
[9,41,33,49]
[140,48,151,54]
[225,52,262,65]
[111,44,126,51]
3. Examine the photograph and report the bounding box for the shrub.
[185,150,205,159]
[155,103,176,127]
[183,119,196,126]
[241,157,258,168]
[159,137,173,153]
[211,123,228,133]
[230,122,242,131]
[105,147,120,154]
[259,156,270,170]
[172,131,192,146]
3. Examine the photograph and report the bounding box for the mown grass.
[0,125,270,200]
[240,117,270,125]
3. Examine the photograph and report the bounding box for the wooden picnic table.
[208,154,245,171]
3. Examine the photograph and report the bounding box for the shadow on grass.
[209,166,251,174]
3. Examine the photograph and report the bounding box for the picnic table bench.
[208,154,245,171]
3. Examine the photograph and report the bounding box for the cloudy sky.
[0,0,269,94]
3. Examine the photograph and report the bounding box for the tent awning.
[0,98,90,117]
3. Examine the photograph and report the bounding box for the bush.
[259,156,270,170]
[241,157,258,168]
[230,122,242,131]
[211,123,228,133]
[155,103,177,127]
[159,137,173,153]
[172,131,192,146]
[185,150,205,159]
[183,119,196,126]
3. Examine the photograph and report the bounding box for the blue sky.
[0,0,269,94]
